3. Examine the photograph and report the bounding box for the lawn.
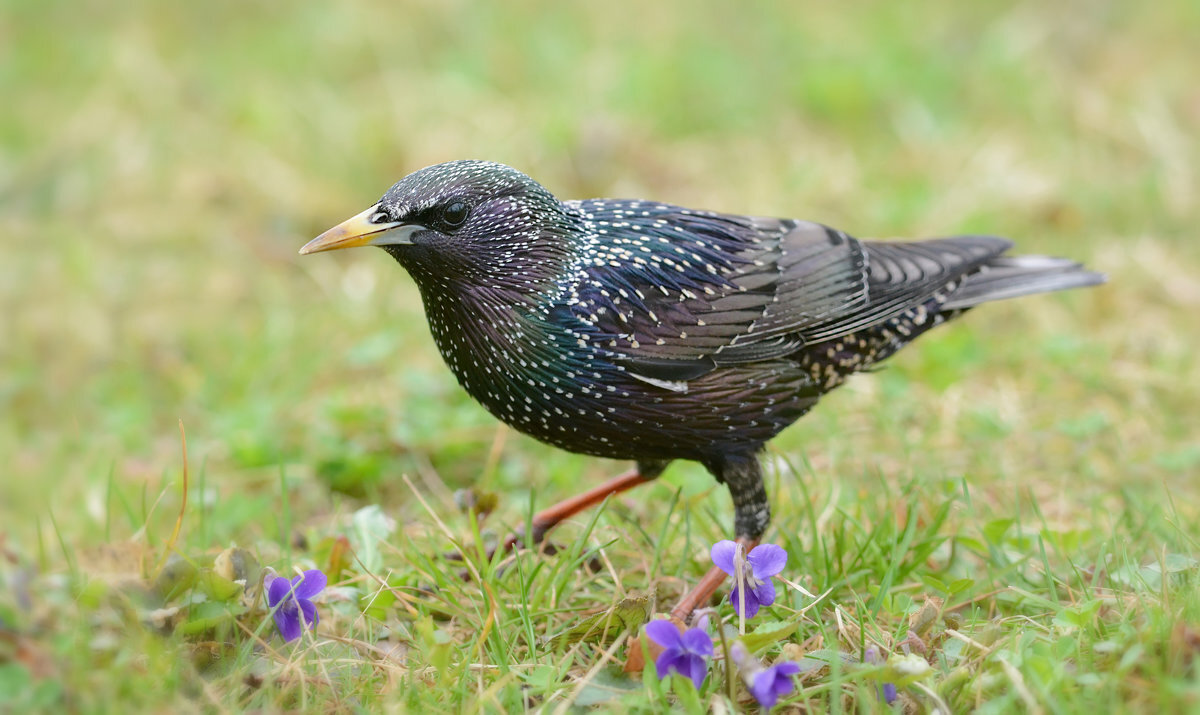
[2,0,1198,711]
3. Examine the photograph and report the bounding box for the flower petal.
[749,671,779,709]
[266,575,290,607]
[864,645,882,665]
[881,682,898,704]
[729,642,753,670]
[681,627,713,657]
[754,662,800,702]
[710,540,738,575]
[291,569,327,600]
[774,669,796,695]
[645,619,683,649]
[684,653,708,690]
[751,578,777,610]
[655,650,682,680]
[729,585,762,618]
[299,598,319,632]
[747,543,787,578]
[273,607,302,642]
[772,675,795,698]
[773,661,802,678]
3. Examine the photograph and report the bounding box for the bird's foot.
[623,536,757,672]
[442,467,654,576]
[444,530,606,581]
[441,524,556,564]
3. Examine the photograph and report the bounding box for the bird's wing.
[565,202,1009,382]
[798,233,1013,341]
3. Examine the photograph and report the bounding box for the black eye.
[441,201,470,228]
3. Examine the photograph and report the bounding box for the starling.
[301,160,1104,607]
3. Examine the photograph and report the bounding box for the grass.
[2,0,1198,711]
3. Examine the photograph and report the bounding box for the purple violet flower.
[731,642,801,709]
[644,619,714,690]
[750,662,803,709]
[881,681,898,705]
[266,569,326,642]
[865,645,898,705]
[711,540,787,618]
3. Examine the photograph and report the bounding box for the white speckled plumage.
[311,160,1105,538]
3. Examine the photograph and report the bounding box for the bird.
[300,160,1104,615]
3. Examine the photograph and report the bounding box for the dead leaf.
[548,593,649,649]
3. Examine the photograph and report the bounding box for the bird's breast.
[417,290,818,460]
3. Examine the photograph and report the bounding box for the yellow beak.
[299,204,412,255]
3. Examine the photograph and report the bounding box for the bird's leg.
[449,460,669,563]
[669,454,770,620]
[503,460,668,552]
[720,454,772,541]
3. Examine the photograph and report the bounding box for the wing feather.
[563,200,1012,383]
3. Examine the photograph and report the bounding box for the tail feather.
[943,255,1106,310]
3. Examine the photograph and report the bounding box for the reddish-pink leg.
[502,467,654,551]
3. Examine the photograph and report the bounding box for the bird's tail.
[942,254,1107,310]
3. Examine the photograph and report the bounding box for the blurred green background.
[2,0,1197,550]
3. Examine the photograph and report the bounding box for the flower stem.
[736,543,746,635]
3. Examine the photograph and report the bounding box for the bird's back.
[419,199,1103,463]
[559,201,1100,382]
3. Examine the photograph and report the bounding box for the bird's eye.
[441,201,470,229]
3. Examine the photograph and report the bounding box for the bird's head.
[300,161,578,299]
